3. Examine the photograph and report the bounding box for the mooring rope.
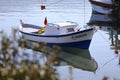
[97,56,118,71]
[98,30,111,45]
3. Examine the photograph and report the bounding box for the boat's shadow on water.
[57,47,98,72]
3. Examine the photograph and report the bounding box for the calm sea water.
[0,0,120,80]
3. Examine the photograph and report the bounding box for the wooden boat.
[19,20,94,49]
[89,0,115,14]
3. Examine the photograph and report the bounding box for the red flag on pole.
[44,17,48,25]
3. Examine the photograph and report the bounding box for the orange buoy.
[41,5,46,10]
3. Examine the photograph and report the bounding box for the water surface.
[0,0,120,80]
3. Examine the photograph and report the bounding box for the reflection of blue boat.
[59,47,98,72]
[87,8,120,32]
[87,10,113,26]
[19,21,94,49]
[88,8,120,48]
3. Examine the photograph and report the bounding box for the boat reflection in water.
[26,40,98,72]
[87,8,120,65]
[87,10,113,27]
[58,47,98,72]
[87,10,120,47]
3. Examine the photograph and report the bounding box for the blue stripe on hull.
[47,40,91,49]
[20,28,93,37]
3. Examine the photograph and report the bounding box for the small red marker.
[44,17,48,25]
[41,5,46,10]
[114,47,119,54]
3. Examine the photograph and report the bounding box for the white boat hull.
[19,22,94,49]
[92,4,112,14]
[20,29,94,49]
[89,0,113,14]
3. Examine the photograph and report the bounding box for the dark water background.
[0,0,120,80]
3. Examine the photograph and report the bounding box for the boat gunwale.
[19,27,93,38]
[89,0,115,9]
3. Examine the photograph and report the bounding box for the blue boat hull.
[47,40,91,49]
